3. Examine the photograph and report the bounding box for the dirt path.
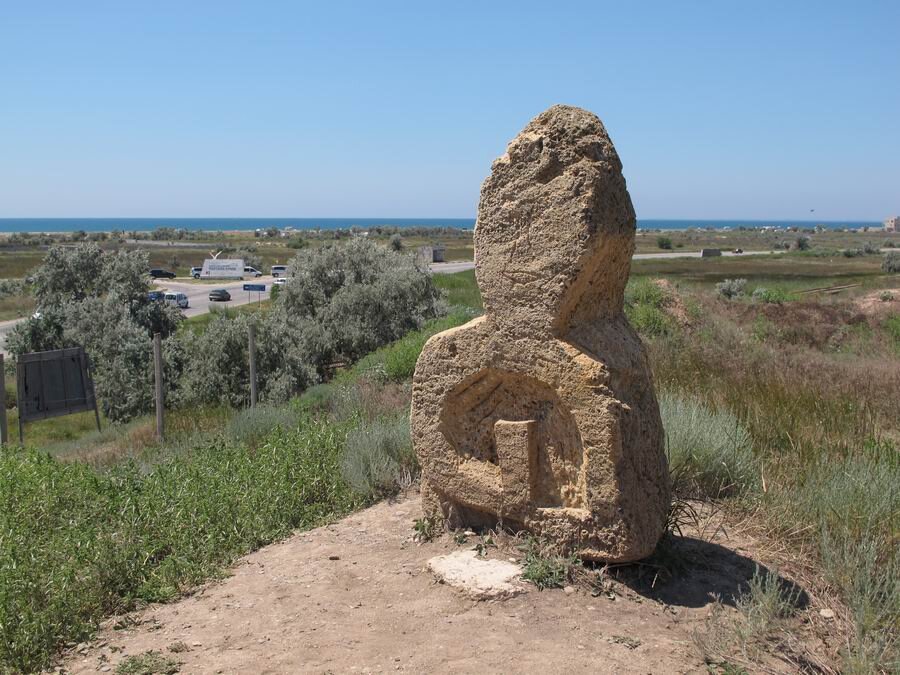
[61,495,817,674]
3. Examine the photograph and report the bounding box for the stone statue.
[411,105,670,562]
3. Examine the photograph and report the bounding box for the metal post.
[0,354,8,446]
[16,360,24,446]
[153,333,164,440]
[248,323,258,408]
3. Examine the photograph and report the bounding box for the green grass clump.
[341,415,416,498]
[625,278,673,337]
[350,309,474,382]
[658,391,758,499]
[432,269,482,310]
[520,538,578,590]
[750,287,792,304]
[884,314,900,346]
[0,418,359,673]
[115,650,180,675]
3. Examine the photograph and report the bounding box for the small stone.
[428,550,524,600]
[328,555,340,561]
[192,641,202,647]
[819,608,835,619]
[563,586,575,595]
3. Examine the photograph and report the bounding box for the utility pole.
[0,354,8,446]
[248,323,258,408]
[153,333,164,440]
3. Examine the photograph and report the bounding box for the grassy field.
[4,227,896,281]
[1,261,898,672]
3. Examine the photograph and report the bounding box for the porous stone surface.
[410,105,670,562]
[427,550,524,600]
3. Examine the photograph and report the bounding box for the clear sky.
[1,1,897,220]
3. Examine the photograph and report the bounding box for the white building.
[885,216,899,232]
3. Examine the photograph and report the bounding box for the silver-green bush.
[341,415,416,498]
[882,250,900,273]
[658,391,758,498]
[715,278,747,300]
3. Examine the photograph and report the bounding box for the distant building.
[884,216,899,233]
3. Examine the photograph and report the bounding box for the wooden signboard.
[15,346,100,443]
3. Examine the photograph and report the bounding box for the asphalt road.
[0,251,779,356]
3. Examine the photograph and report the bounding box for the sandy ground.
[58,493,827,675]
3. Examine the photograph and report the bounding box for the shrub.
[389,233,403,251]
[276,239,444,366]
[658,392,758,498]
[715,278,747,300]
[656,235,673,250]
[5,245,183,423]
[793,236,810,251]
[843,247,864,258]
[879,291,894,302]
[341,415,416,498]
[862,241,881,255]
[882,251,900,273]
[751,287,790,304]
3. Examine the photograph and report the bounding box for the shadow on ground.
[601,534,809,610]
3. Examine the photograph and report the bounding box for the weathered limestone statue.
[411,105,670,562]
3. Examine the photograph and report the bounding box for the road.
[0,251,779,356]
[429,249,779,275]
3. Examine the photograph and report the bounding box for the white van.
[271,265,289,277]
[244,266,262,278]
[164,292,189,309]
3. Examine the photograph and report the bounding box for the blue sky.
[1,1,897,220]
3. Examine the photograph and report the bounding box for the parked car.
[209,289,231,302]
[190,266,202,279]
[149,268,176,279]
[147,290,165,301]
[733,248,744,254]
[271,265,289,277]
[244,266,262,277]
[164,292,189,309]
[273,277,287,286]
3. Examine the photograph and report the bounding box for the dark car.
[149,268,176,279]
[209,289,231,302]
[147,290,165,301]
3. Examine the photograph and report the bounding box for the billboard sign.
[201,258,244,279]
[16,346,99,427]
[243,284,266,292]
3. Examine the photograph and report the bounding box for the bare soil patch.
[59,495,829,674]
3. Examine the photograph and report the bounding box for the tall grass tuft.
[777,441,899,670]
[658,391,758,499]
[341,415,417,499]
[226,404,298,446]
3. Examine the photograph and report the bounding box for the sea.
[0,217,883,234]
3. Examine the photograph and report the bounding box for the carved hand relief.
[411,105,670,562]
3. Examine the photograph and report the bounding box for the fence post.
[153,333,164,441]
[0,354,8,446]
[248,323,258,408]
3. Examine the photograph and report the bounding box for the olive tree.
[5,244,183,423]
